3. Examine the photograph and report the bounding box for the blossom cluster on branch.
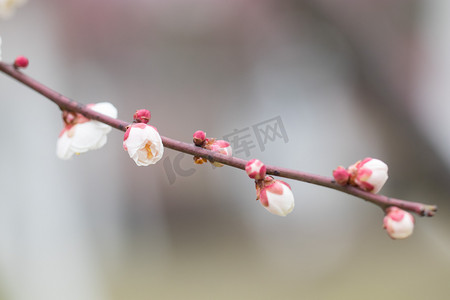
[52,100,415,238]
[333,158,414,239]
[0,43,437,240]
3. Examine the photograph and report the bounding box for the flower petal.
[56,131,75,160]
[263,182,295,216]
[90,102,118,129]
[69,122,108,152]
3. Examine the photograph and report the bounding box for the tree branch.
[0,61,437,217]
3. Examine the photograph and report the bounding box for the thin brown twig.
[0,61,437,217]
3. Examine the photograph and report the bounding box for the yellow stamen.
[145,143,154,159]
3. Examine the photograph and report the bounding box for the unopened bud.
[193,130,206,146]
[245,159,266,180]
[258,176,295,216]
[133,109,151,124]
[383,207,415,240]
[14,55,29,68]
[333,166,350,185]
[349,157,388,193]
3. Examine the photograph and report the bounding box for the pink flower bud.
[133,109,151,124]
[383,207,415,240]
[245,159,266,180]
[14,55,29,68]
[333,166,350,185]
[206,139,232,167]
[123,123,164,166]
[193,130,206,146]
[258,176,295,216]
[349,157,388,193]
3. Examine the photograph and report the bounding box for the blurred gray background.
[1,0,449,299]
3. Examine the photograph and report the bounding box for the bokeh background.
[1,0,450,299]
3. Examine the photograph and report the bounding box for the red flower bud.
[133,109,151,124]
[193,130,206,146]
[14,55,29,68]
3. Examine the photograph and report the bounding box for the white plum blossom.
[348,157,388,194]
[56,102,118,160]
[0,0,27,19]
[257,176,295,216]
[123,123,164,166]
[383,207,415,240]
